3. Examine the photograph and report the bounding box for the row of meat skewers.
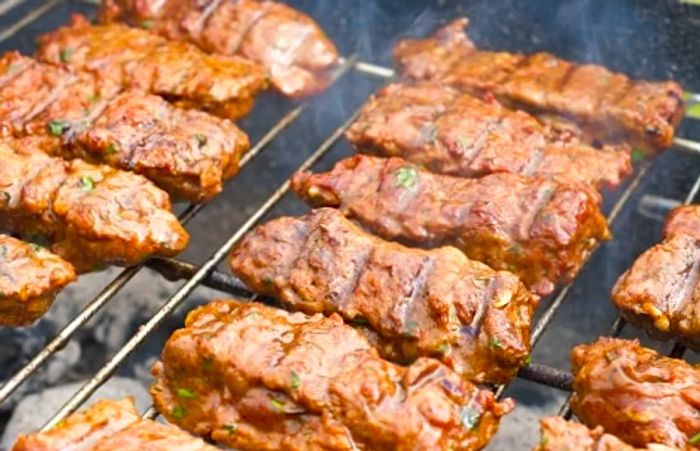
[2,1,698,450]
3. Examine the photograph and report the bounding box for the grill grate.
[1,0,700,445]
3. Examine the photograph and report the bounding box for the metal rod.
[41,85,366,430]
[0,0,29,18]
[0,0,64,44]
[146,257,249,295]
[675,137,700,155]
[0,56,357,408]
[517,364,573,392]
[354,61,396,78]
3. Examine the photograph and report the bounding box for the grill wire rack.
[2,0,700,447]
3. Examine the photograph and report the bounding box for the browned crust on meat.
[570,338,700,449]
[291,155,609,296]
[0,234,76,326]
[98,0,339,97]
[230,207,537,384]
[394,18,684,154]
[151,299,514,450]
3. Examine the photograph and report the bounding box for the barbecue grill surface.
[0,1,699,450]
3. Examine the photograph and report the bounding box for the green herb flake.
[459,406,480,430]
[80,175,95,191]
[140,20,154,29]
[522,354,532,366]
[488,337,504,350]
[689,432,700,445]
[290,370,301,390]
[270,398,286,411]
[457,136,471,151]
[47,120,69,136]
[202,357,214,371]
[177,388,197,399]
[395,166,418,189]
[104,143,118,155]
[403,320,419,337]
[194,133,208,147]
[435,342,450,354]
[222,423,237,435]
[59,47,73,63]
[29,243,43,252]
[540,433,549,447]
[87,93,101,104]
[171,405,186,420]
[631,149,646,162]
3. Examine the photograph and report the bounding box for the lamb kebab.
[98,0,340,97]
[612,205,700,348]
[36,15,268,120]
[570,338,700,449]
[347,82,632,194]
[230,207,537,385]
[291,155,609,296]
[0,52,249,202]
[394,18,684,155]
[12,398,217,450]
[151,299,514,450]
[534,417,678,451]
[0,234,76,327]
[0,138,189,273]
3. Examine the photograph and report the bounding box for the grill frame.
[0,0,699,445]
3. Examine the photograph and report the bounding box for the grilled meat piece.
[534,417,677,451]
[12,397,217,450]
[0,138,189,272]
[36,15,268,120]
[231,207,536,384]
[347,83,632,193]
[0,234,76,327]
[291,155,609,296]
[571,338,700,449]
[393,18,684,155]
[0,52,249,202]
[151,299,514,450]
[98,0,339,97]
[612,205,700,348]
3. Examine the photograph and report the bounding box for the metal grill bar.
[41,80,366,430]
[0,56,357,406]
[0,0,64,44]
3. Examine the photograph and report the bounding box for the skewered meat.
[0,234,76,326]
[36,15,268,120]
[534,417,677,451]
[12,397,217,450]
[98,0,339,97]
[291,155,609,296]
[151,299,514,450]
[347,83,632,193]
[0,52,249,202]
[231,207,536,384]
[612,205,700,348]
[0,138,189,272]
[570,337,700,449]
[393,18,684,155]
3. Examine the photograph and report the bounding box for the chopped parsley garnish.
[80,175,95,191]
[171,405,186,419]
[177,388,196,399]
[105,143,118,155]
[522,354,532,366]
[290,370,301,389]
[459,406,480,430]
[540,433,549,446]
[59,47,73,63]
[140,20,154,29]
[458,136,471,151]
[351,316,369,326]
[87,93,101,104]
[222,423,237,435]
[631,149,645,162]
[194,133,208,147]
[48,120,69,136]
[488,337,504,350]
[270,398,286,411]
[689,432,700,445]
[395,166,418,189]
[435,342,450,354]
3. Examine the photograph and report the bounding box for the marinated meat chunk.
[12,397,217,450]
[231,208,537,384]
[570,338,700,449]
[613,206,700,348]
[0,234,76,326]
[0,139,189,272]
[151,299,514,450]
[534,417,677,451]
[291,155,609,296]
[99,0,339,97]
[347,83,632,193]
[36,14,268,120]
[0,52,250,202]
[394,18,684,155]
